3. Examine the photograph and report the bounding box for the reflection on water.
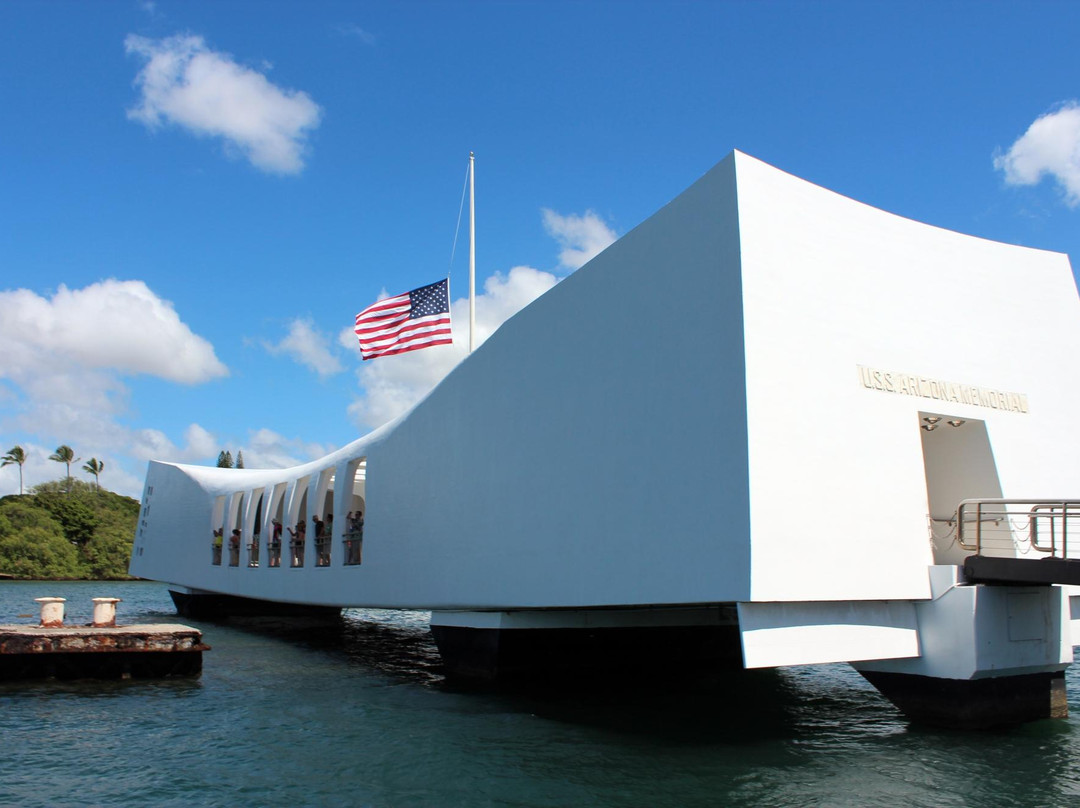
[2,581,1080,808]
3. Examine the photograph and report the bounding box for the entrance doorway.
[919,413,1004,565]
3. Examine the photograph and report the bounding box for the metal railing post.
[976,501,983,555]
[1063,502,1068,559]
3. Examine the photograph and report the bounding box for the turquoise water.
[1,580,1079,807]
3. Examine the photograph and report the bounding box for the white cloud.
[994,101,1080,207]
[0,431,180,500]
[125,33,322,175]
[0,280,228,497]
[183,423,218,459]
[542,209,618,269]
[337,23,376,45]
[237,428,333,469]
[345,265,560,429]
[0,280,227,385]
[263,317,343,377]
[129,424,219,464]
[0,441,146,498]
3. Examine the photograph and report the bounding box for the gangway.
[956,498,1080,586]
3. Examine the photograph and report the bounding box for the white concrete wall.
[734,152,1080,602]
[738,600,920,668]
[366,155,752,609]
[856,581,1072,680]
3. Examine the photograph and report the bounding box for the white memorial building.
[131,151,1080,728]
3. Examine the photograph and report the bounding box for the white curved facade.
[130,151,1080,676]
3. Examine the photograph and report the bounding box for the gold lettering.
[856,365,1028,414]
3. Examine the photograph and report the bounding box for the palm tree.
[1,445,27,495]
[49,445,80,493]
[83,457,105,491]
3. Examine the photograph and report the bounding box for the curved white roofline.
[130,150,1080,619]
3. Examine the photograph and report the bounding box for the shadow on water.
[203,608,904,745]
[0,675,203,701]
[460,667,812,745]
[197,608,447,686]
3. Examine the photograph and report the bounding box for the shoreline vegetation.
[0,479,138,580]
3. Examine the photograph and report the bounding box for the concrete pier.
[0,624,210,680]
[858,669,1068,729]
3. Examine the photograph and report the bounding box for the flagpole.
[468,151,476,354]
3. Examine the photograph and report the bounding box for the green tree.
[80,508,135,579]
[217,450,234,468]
[49,445,80,493]
[34,491,99,547]
[31,479,94,496]
[236,450,244,469]
[0,484,139,579]
[0,499,82,579]
[82,457,105,490]
[1,445,27,495]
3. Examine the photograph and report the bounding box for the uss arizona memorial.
[131,151,1080,728]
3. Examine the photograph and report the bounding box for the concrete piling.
[92,598,122,627]
[34,597,65,628]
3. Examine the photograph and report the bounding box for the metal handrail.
[342,532,363,566]
[956,498,1080,557]
[289,539,305,568]
[314,536,332,567]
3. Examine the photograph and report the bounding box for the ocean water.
[1,580,1079,808]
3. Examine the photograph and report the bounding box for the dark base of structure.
[169,589,342,620]
[0,650,203,680]
[963,555,1080,587]
[430,624,743,682]
[859,669,1068,729]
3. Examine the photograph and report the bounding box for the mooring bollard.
[91,598,122,628]
[34,597,66,628]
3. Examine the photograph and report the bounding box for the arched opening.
[344,458,366,566]
[248,491,265,567]
[267,482,287,568]
[312,468,333,566]
[289,486,309,567]
[211,495,226,565]
[227,493,244,567]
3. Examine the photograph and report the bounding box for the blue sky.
[2,0,1079,497]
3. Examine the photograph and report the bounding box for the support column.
[855,572,1072,729]
[858,668,1066,729]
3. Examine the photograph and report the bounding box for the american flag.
[354,278,453,360]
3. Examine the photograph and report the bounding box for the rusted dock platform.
[0,624,210,680]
